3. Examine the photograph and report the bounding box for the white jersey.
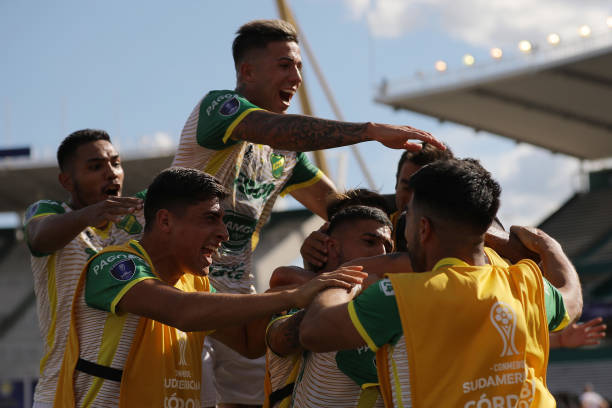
[24,199,145,404]
[173,90,321,294]
[292,351,384,408]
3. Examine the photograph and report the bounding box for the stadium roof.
[0,152,173,213]
[375,40,612,160]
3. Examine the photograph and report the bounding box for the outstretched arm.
[26,197,143,253]
[117,267,366,333]
[232,110,444,152]
[510,226,582,323]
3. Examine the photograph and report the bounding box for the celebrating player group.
[25,18,597,408]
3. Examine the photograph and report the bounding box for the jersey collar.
[432,257,470,271]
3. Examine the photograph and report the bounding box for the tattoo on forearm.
[270,310,306,355]
[236,111,369,151]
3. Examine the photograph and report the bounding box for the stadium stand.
[540,169,612,401]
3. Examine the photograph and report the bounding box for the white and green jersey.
[173,90,322,294]
[24,196,145,405]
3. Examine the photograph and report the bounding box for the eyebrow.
[85,154,120,163]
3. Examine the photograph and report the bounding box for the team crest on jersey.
[116,214,143,235]
[110,259,136,281]
[219,96,240,116]
[379,279,395,296]
[270,153,285,179]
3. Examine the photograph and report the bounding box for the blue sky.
[1,0,610,227]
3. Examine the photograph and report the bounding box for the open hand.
[293,266,366,309]
[369,122,445,151]
[79,196,143,227]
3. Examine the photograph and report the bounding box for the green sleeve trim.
[348,301,379,352]
[222,108,261,143]
[134,189,147,200]
[280,169,323,197]
[542,276,569,332]
[109,276,159,315]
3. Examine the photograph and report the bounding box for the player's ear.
[325,238,340,268]
[238,60,255,84]
[419,216,432,245]
[156,209,172,233]
[58,172,74,193]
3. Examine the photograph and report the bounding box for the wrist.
[363,122,376,142]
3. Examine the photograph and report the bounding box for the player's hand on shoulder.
[79,196,143,227]
[293,266,366,308]
[368,122,445,151]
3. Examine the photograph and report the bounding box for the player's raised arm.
[26,197,142,254]
[231,110,444,152]
[510,225,583,322]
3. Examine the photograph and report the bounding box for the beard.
[405,230,427,272]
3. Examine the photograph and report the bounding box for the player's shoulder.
[88,248,148,280]
[199,90,258,118]
[24,199,66,223]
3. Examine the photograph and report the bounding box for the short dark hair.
[408,158,501,233]
[144,167,228,231]
[327,205,392,236]
[395,142,454,183]
[326,189,390,219]
[57,129,111,171]
[232,19,298,67]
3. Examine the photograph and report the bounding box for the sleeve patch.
[379,279,395,296]
[110,259,137,281]
[219,96,241,116]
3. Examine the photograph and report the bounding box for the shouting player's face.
[249,40,302,114]
[170,198,229,276]
[62,140,124,209]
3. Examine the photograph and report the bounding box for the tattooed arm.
[231,110,443,151]
[266,310,306,357]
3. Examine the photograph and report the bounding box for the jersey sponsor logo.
[116,214,143,235]
[110,259,136,281]
[234,171,275,201]
[205,92,234,116]
[209,262,245,280]
[490,301,519,357]
[221,210,257,251]
[270,153,285,179]
[379,279,395,296]
[219,96,241,116]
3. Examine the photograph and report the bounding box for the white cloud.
[136,131,177,154]
[343,0,611,46]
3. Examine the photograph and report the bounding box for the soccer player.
[392,143,454,250]
[54,167,366,408]
[173,19,443,407]
[300,158,583,407]
[265,205,392,408]
[24,129,144,408]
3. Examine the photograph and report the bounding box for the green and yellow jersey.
[173,90,322,294]
[24,196,145,405]
[349,258,568,407]
[57,240,214,407]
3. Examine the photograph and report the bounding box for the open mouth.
[103,184,121,196]
[279,90,294,105]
